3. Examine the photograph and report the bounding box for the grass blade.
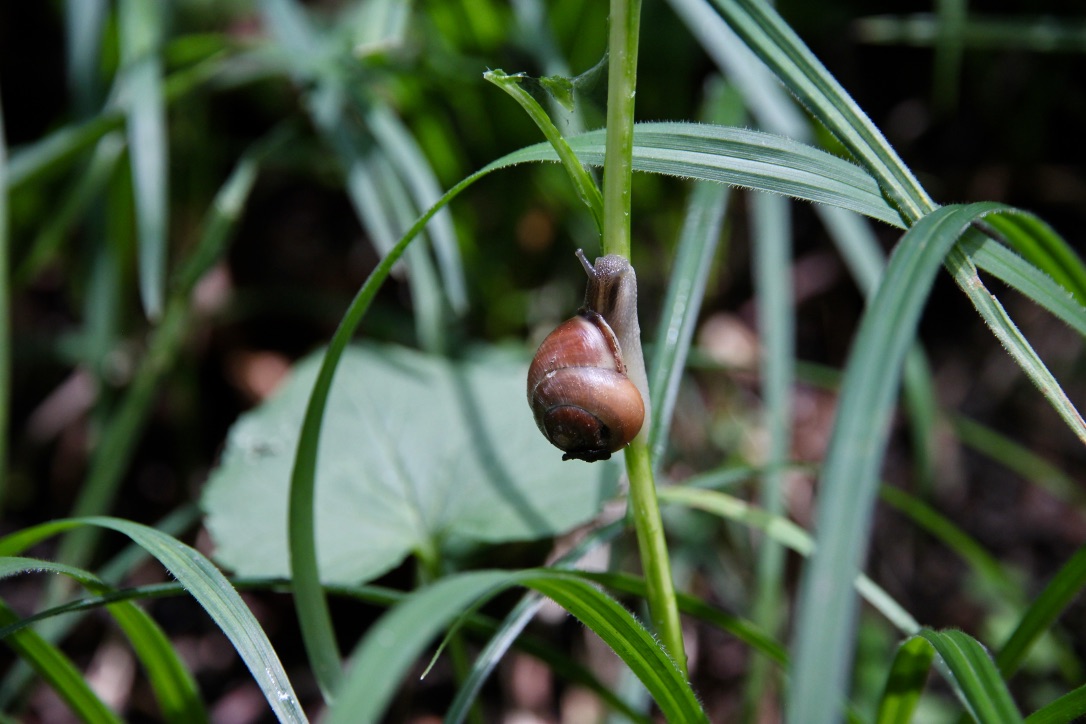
[919,629,1023,723]
[119,0,169,319]
[666,0,808,137]
[364,105,468,314]
[53,145,265,574]
[0,519,307,723]
[953,415,1083,507]
[327,569,707,724]
[787,203,1006,722]
[517,123,903,227]
[876,636,935,724]
[648,179,730,462]
[944,240,1086,445]
[1026,683,1086,724]
[0,557,207,723]
[658,486,919,635]
[964,231,1086,337]
[996,544,1086,679]
[484,69,605,232]
[648,83,739,463]
[707,0,935,223]
[14,133,125,287]
[982,212,1086,307]
[0,599,122,723]
[745,190,795,713]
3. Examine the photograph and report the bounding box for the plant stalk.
[602,0,688,675]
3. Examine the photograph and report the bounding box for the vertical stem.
[602,0,688,675]
[601,0,640,260]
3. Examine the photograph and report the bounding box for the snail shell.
[527,251,648,462]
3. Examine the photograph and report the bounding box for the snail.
[527,250,650,462]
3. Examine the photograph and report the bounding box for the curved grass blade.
[0,599,122,724]
[648,178,730,462]
[996,544,1086,679]
[944,240,1086,446]
[788,203,1007,722]
[746,190,795,714]
[444,520,627,724]
[983,202,1086,305]
[876,636,935,724]
[6,46,226,193]
[582,571,788,665]
[364,105,468,314]
[659,485,919,635]
[706,0,935,223]
[0,519,306,724]
[963,231,1086,338]
[326,569,706,724]
[666,0,808,138]
[698,0,1086,450]
[1026,683,1086,724]
[119,0,169,319]
[485,69,605,233]
[0,557,207,724]
[520,123,903,227]
[0,505,199,707]
[919,629,1022,723]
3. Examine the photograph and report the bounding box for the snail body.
[527,251,648,462]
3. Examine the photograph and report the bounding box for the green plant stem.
[601,0,640,260]
[603,0,687,675]
[625,441,686,674]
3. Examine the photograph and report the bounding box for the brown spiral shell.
[526,253,647,462]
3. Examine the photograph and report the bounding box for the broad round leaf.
[203,343,620,584]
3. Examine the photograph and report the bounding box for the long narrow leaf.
[1026,683,1086,724]
[944,240,1086,445]
[788,203,1007,722]
[0,557,207,724]
[364,105,468,314]
[964,231,1086,337]
[520,124,903,227]
[919,629,1022,723]
[983,205,1086,306]
[649,178,730,461]
[327,569,706,724]
[876,636,935,724]
[119,0,169,319]
[0,519,306,723]
[484,69,605,231]
[659,486,919,635]
[997,544,1086,679]
[707,0,935,223]
[53,145,265,577]
[0,599,122,724]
